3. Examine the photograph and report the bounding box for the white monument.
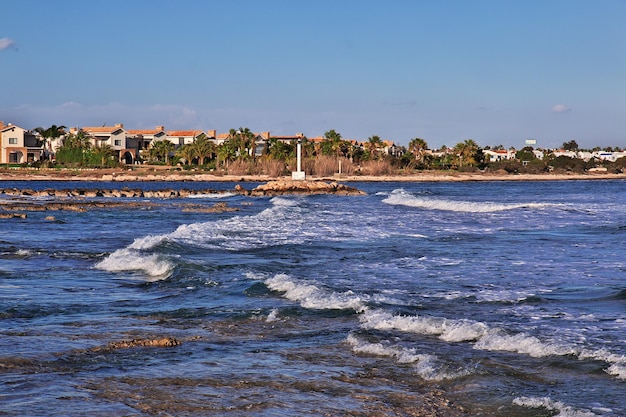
[292,137,306,180]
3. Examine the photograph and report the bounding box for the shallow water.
[1,179,625,416]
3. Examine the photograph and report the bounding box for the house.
[213,131,271,156]
[0,122,42,164]
[165,130,207,147]
[127,126,167,163]
[483,149,516,162]
[79,124,133,163]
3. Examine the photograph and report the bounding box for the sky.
[1,0,624,149]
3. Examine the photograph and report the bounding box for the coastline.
[0,167,625,183]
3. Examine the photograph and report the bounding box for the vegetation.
[23,124,626,176]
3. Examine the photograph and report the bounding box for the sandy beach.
[1,166,625,183]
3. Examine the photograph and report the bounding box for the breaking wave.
[513,396,600,417]
[358,309,626,380]
[345,334,470,381]
[264,273,367,312]
[383,189,557,212]
[96,197,306,279]
[94,248,174,281]
[187,192,236,199]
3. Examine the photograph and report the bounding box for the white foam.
[96,196,307,278]
[188,192,236,199]
[345,334,469,381]
[266,308,280,322]
[383,189,555,213]
[269,196,299,206]
[265,273,367,312]
[579,348,626,380]
[359,309,626,381]
[474,330,577,357]
[513,396,599,417]
[346,334,427,364]
[95,248,173,281]
[359,309,487,342]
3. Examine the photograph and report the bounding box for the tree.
[321,129,345,157]
[34,124,66,160]
[92,143,115,166]
[217,139,238,168]
[366,135,383,160]
[225,127,257,159]
[55,130,91,165]
[408,137,428,166]
[454,139,479,167]
[189,136,216,165]
[150,140,175,164]
[176,144,197,165]
[268,138,295,160]
[562,140,579,151]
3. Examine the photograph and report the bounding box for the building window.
[114,140,122,146]
[9,153,19,163]
[9,138,17,144]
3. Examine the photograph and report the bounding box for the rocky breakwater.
[249,180,366,196]
[0,187,227,199]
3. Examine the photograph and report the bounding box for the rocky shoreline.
[1,167,626,183]
[0,180,365,220]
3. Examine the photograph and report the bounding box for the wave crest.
[265,273,367,312]
[383,189,555,213]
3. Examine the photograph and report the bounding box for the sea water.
[0,179,624,416]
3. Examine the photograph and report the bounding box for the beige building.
[0,122,42,164]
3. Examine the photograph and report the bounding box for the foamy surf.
[346,334,470,381]
[513,396,600,417]
[383,189,556,213]
[264,273,367,312]
[95,247,174,281]
[359,309,488,342]
[187,192,236,199]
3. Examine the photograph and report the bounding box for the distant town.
[1,121,625,176]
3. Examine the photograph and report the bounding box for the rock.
[181,202,240,213]
[250,180,366,196]
[44,215,56,221]
[0,212,27,219]
[93,337,181,352]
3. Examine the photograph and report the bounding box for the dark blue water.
[1,180,624,416]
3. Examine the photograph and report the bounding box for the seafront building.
[1,120,624,165]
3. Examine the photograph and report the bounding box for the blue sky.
[1,0,624,149]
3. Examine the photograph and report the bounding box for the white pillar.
[292,138,306,180]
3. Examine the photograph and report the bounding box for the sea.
[0,179,624,416]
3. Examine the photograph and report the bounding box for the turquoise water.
[1,180,624,416]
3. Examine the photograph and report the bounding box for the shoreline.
[0,167,625,183]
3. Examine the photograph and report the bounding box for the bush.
[360,159,394,176]
[227,159,252,175]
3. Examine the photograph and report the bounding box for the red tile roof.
[167,130,203,137]
[82,126,124,134]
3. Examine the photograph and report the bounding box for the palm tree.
[63,130,92,151]
[366,135,383,160]
[192,137,216,165]
[150,140,175,164]
[454,139,479,167]
[322,129,344,157]
[238,127,256,158]
[34,125,66,160]
[176,144,196,165]
[92,143,115,166]
[217,140,238,168]
[408,137,428,166]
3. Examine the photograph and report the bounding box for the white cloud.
[551,104,572,113]
[0,37,16,50]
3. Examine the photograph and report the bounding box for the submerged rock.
[95,337,181,352]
